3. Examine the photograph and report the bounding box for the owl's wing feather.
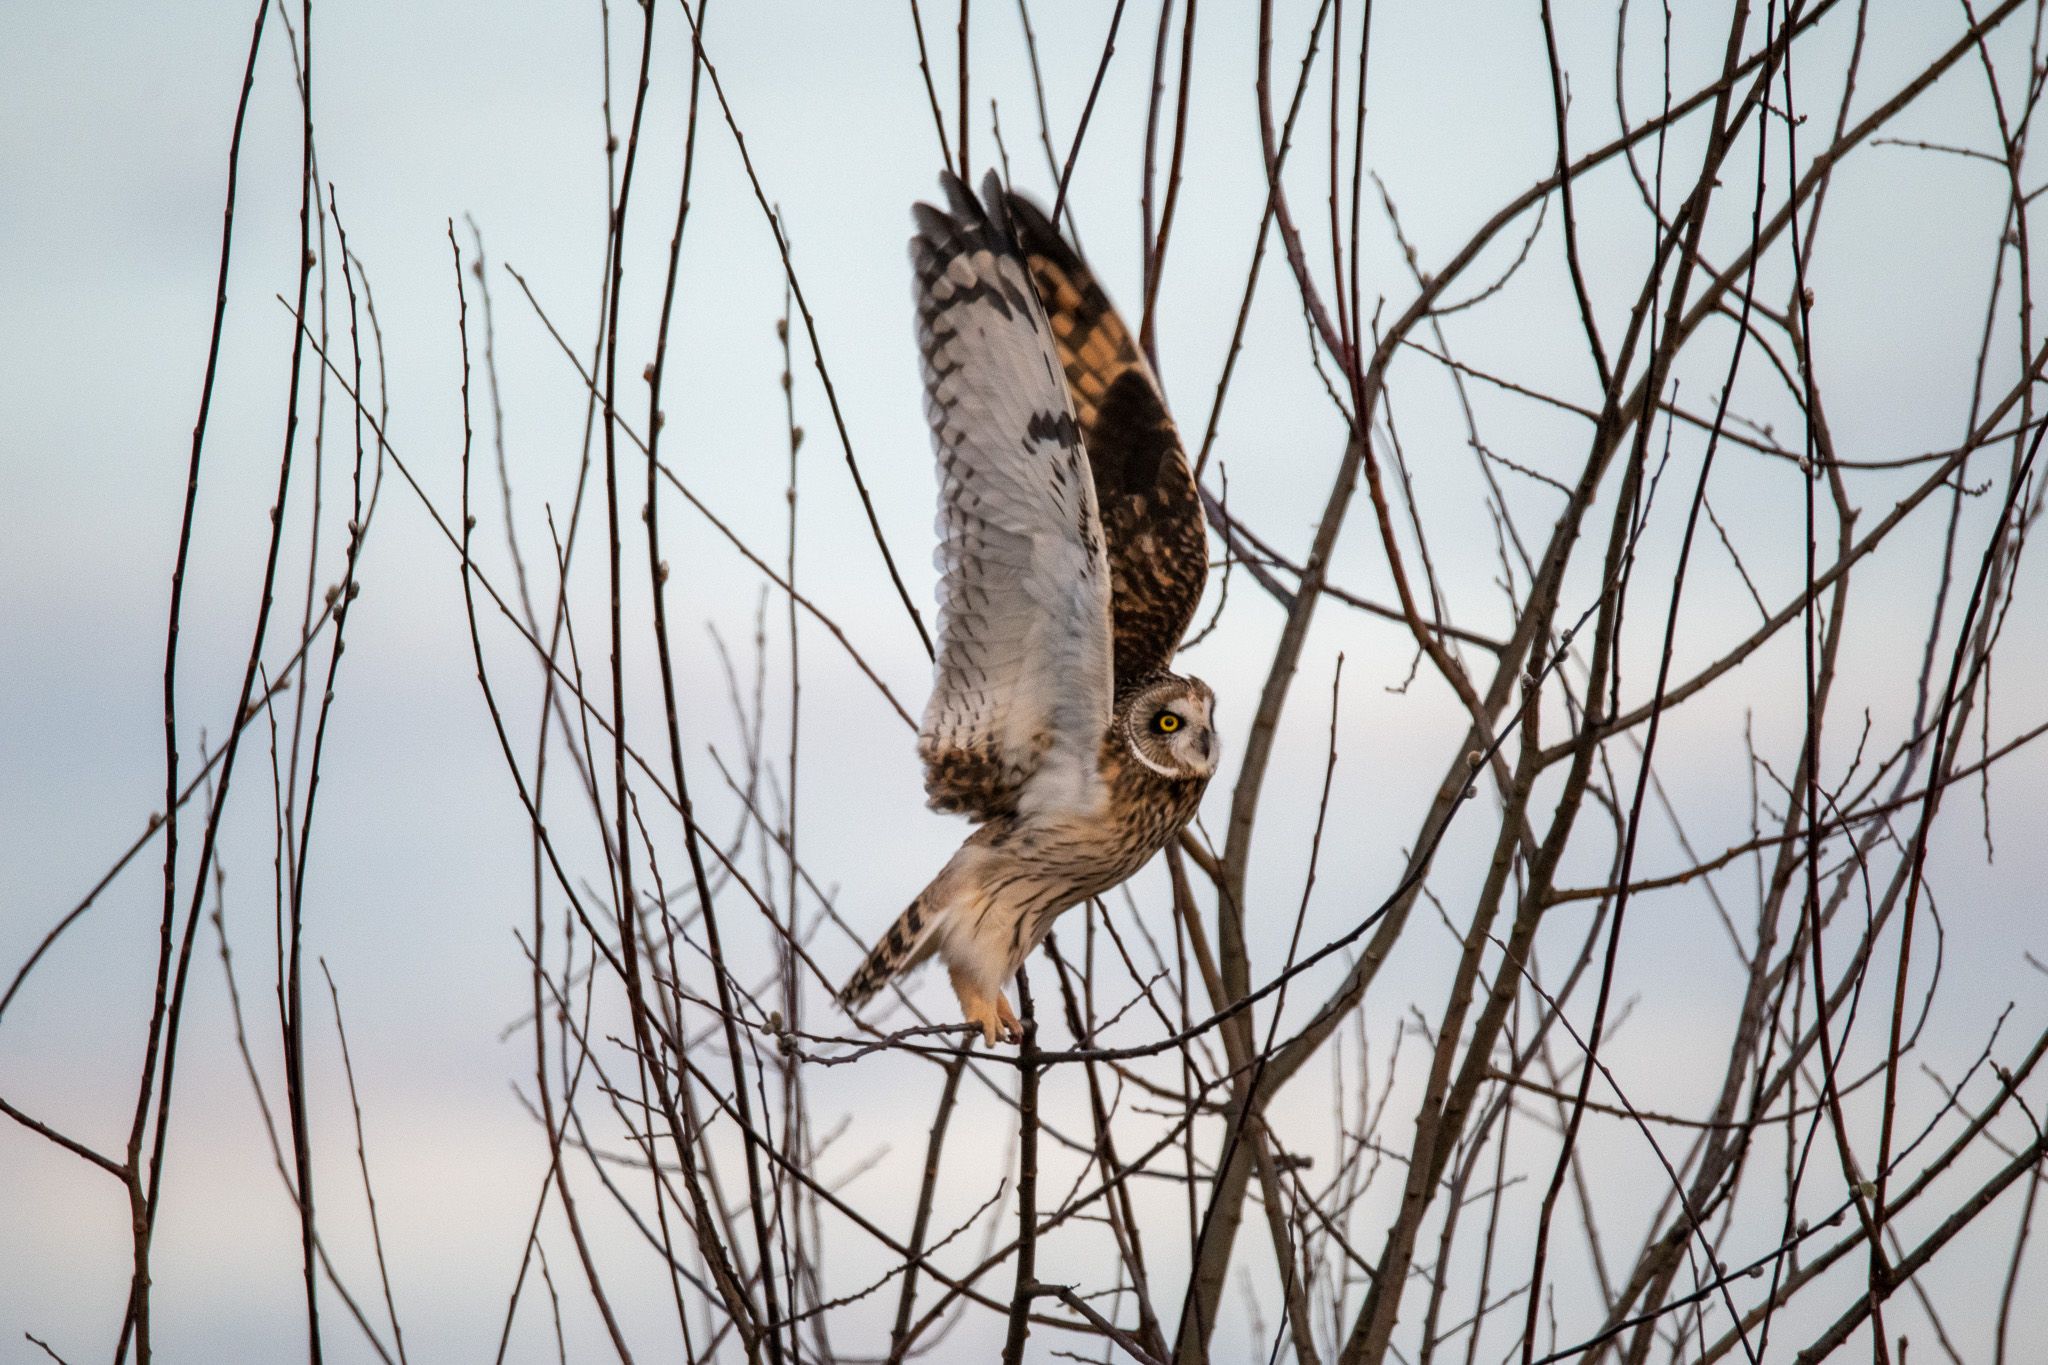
[1004,193,1209,685]
[912,173,1114,823]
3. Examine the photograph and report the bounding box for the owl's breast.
[1096,764,1208,878]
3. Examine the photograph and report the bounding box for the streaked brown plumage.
[838,174,1218,1045]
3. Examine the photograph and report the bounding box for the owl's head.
[1120,675,1219,781]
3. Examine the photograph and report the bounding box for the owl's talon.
[953,978,1006,1047]
[950,973,1028,1047]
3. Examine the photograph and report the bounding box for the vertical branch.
[887,1054,968,1362]
[675,0,933,658]
[640,8,789,1362]
[1518,0,1780,1347]
[319,962,409,1365]
[1051,0,1132,224]
[279,173,388,1365]
[1140,0,1176,351]
[1539,0,1614,392]
[956,0,971,175]
[1139,0,1198,365]
[125,2,320,1358]
[452,234,644,1363]
[775,283,813,1354]
[908,0,955,175]
[131,3,272,1356]
[1000,968,1041,1365]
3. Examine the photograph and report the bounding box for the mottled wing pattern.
[912,172,1115,823]
[1004,193,1209,685]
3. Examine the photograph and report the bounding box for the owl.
[838,172,1218,1046]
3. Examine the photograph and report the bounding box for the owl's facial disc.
[1126,681,1219,779]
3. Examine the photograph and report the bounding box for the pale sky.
[5,2,2047,1360]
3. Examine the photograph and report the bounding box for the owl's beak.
[1197,731,1213,761]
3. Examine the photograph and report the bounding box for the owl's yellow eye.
[1155,713,1181,734]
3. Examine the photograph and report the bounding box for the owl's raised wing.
[912,173,1114,823]
[1004,192,1209,686]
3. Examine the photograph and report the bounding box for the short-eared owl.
[838,172,1217,1046]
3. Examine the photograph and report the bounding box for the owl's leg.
[947,959,1023,1046]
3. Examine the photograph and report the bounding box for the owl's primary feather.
[841,174,1218,1046]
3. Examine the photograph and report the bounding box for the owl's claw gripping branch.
[948,962,1023,1046]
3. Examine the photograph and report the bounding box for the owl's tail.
[838,889,944,1010]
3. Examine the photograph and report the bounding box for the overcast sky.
[5,2,2047,1360]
